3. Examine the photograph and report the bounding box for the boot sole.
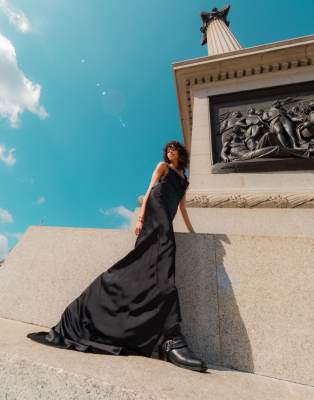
[158,346,208,372]
[168,356,208,373]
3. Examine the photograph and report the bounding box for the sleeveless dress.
[27,164,190,358]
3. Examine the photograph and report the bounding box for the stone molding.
[185,57,312,87]
[184,57,313,135]
[138,192,314,208]
[173,35,314,150]
[185,191,314,208]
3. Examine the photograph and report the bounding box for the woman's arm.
[179,191,195,233]
[135,161,167,234]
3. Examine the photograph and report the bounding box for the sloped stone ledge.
[0,352,151,400]
[1,318,314,400]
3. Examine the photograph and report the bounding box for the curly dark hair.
[162,140,190,171]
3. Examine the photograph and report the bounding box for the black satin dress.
[27,165,190,357]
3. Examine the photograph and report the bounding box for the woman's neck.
[170,162,179,170]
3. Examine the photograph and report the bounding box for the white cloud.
[4,231,22,240]
[35,196,45,205]
[0,144,16,166]
[119,221,133,229]
[0,208,13,223]
[0,0,30,32]
[0,33,48,127]
[99,205,134,229]
[0,233,8,259]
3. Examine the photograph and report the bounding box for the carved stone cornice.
[173,35,314,151]
[185,191,314,208]
[137,191,314,208]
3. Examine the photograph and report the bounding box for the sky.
[0,0,313,258]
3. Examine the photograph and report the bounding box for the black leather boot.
[159,334,207,372]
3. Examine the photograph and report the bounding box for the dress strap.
[167,164,186,180]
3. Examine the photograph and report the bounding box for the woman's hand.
[179,200,195,234]
[134,220,143,236]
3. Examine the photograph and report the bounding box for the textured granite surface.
[1,317,314,400]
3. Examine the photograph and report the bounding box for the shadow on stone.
[215,234,254,372]
[175,233,254,373]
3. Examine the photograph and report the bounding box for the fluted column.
[206,17,242,56]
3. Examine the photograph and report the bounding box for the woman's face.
[167,145,179,162]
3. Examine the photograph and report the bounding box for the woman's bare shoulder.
[154,161,168,177]
[155,161,168,171]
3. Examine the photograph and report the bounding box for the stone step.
[1,317,313,400]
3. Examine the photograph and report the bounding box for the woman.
[27,140,207,373]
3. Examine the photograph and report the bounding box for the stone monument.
[172,4,314,218]
[137,3,314,386]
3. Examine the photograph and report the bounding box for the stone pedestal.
[1,226,314,386]
[118,34,314,386]
[171,34,314,231]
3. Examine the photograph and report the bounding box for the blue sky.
[0,0,313,257]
